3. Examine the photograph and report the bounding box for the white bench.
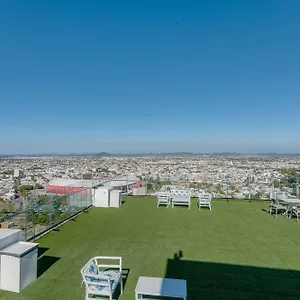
[170,190,191,209]
[135,276,187,300]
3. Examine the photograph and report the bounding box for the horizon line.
[1,151,300,157]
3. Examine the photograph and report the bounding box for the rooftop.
[1,197,300,299]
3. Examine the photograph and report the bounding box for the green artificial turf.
[1,197,300,300]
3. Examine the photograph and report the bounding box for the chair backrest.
[94,256,122,273]
[199,193,212,202]
[171,189,191,197]
[157,192,170,199]
[157,194,169,201]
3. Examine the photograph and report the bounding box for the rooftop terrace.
[1,197,300,300]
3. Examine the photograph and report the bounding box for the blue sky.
[0,0,299,154]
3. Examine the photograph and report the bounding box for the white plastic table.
[281,199,300,204]
[135,276,187,300]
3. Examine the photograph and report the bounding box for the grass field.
[1,197,300,300]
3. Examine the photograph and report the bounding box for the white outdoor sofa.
[170,190,191,209]
[81,256,123,300]
[157,192,171,208]
[198,192,212,210]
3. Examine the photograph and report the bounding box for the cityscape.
[0,154,299,209]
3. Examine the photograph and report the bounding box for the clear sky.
[0,0,299,154]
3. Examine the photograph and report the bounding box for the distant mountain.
[93,152,113,157]
[210,152,240,156]
[255,153,300,157]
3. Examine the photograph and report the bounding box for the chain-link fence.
[0,188,93,241]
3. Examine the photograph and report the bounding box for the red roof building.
[133,181,143,188]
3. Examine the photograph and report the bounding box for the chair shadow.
[113,268,130,300]
[37,255,61,278]
[165,251,300,299]
[122,267,130,288]
[261,208,288,218]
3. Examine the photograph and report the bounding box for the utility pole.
[270,178,275,200]
[248,176,251,202]
[296,177,299,199]
[126,174,129,198]
[226,181,229,201]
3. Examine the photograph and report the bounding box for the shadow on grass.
[170,206,191,210]
[122,268,130,288]
[37,255,61,278]
[261,208,289,219]
[112,268,130,299]
[261,208,274,217]
[165,251,300,299]
[38,247,49,258]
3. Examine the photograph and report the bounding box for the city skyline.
[0,1,299,153]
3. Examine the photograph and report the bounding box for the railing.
[0,188,93,241]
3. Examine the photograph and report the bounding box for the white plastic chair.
[81,256,123,300]
[269,200,287,218]
[157,192,170,208]
[198,193,212,210]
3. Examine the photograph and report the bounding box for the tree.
[147,183,153,191]
[35,211,49,226]
[215,184,225,194]
[34,183,43,189]
[254,192,263,199]
[20,185,34,192]
[274,180,281,188]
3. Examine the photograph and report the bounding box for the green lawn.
[1,197,300,300]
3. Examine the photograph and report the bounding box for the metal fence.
[0,188,93,241]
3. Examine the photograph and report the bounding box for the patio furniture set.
[157,190,212,210]
[269,198,300,220]
[81,256,187,300]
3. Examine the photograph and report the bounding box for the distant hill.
[93,152,113,157]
